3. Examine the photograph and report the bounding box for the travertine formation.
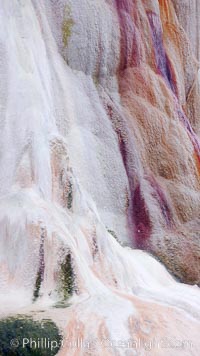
[0,1,200,355]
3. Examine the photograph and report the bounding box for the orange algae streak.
[158,0,175,24]
[194,150,200,177]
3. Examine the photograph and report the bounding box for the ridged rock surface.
[0,0,200,355]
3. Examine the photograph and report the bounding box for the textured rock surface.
[0,0,200,355]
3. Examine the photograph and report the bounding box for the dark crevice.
[33,227,45,302]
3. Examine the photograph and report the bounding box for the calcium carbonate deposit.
[0,1,200,355]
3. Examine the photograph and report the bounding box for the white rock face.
[172,0,200,60]
[0,1,200,355]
